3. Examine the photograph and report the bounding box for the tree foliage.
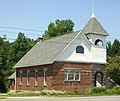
[0,38,12,93]
[0,33,35,93]
[107,39,120,57]
[10,32,35,65]
[106,56,120,85]
[106,39,120,85]
[43,19,74,40]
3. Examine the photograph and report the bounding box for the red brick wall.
[16,61,104,91]
[53,62,92,90]
[16,64,53,91]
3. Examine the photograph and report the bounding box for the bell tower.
[82,11,109,87]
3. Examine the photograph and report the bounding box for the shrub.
[92,87,106,94]
[66,88,81,95]
[66,88,92,95]
[111,86,120,95]
[8,90,66,96]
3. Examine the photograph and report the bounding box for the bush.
[66,88,79,95]
[92,87,106,94]
[66,88,92,95]
[7,90,65,96]
[111,86,120,95]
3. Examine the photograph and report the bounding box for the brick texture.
[15,61,105,91]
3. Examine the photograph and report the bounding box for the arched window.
[95,39,103,46]
[76,46,84,53]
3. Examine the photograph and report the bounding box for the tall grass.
[7,86,120,96]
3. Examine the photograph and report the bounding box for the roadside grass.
[66,86,120,96]
[0,93,7,99]
[0,97,6,99]
[1,86,120,97]
[7,90,66,97]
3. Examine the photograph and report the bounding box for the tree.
[107,39,120,57]
[0,33,35,93]
[0,37,12,93]
[106,39,120,85]
[43,19,75,40]
[10,32,35,65]
[106,56,120,85]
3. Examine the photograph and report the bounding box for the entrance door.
[94,72,103,87]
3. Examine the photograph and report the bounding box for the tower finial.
[91,0,96,18]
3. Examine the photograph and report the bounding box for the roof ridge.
[44,31,78,42]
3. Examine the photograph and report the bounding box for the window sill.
[34,84,38,87]
[26,84,29,87]
[64,80,80,82]
[19,84,22,86]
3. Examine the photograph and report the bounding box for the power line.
[0,30,42,36]
[0,25,44,32]
[0,7,52,19]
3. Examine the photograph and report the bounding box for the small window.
[34,70,38,86]
[76,46,84,53]
[95,39,103,46]
[43,68,47,86]
[64,69,80,81]
[19,70,22,86]
[27,70,30,86]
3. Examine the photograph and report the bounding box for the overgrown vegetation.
[6,86,120,97]
[7,90,66,97]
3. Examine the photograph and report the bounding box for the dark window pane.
[45,70,47,77]
[75,73,80,81]
[76,46,84,53]
[64,73,67,80]
[68,74,74,80]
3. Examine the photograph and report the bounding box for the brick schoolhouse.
[9,13,108,91]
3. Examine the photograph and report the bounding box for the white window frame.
[64,69,81,81]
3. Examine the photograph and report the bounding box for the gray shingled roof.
[14,32,78,68]
[8,72,15,79]
[14,16,108,68]
[83,17,109,36]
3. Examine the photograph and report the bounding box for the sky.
[0,0,120,42]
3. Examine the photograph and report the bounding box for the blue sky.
[0,0,120,41]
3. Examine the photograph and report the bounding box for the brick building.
[9,13,108,91]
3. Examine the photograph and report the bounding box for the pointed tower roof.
[82,14,109,36]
